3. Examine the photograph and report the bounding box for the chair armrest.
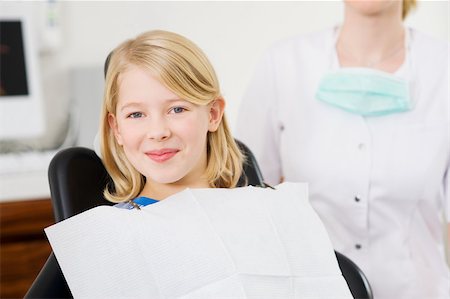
[335,250,373,299]
[24,252,72,298]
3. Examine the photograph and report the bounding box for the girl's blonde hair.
[100,30,244,203]
[402,0,417,19]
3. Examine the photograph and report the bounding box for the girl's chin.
[147,174,186,185]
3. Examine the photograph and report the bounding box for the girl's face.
[108,64,224,192]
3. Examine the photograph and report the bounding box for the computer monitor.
[0,7,44,140]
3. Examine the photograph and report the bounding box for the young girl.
[99,30,244,205]
[45,30,353,299]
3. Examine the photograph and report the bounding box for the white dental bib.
[45,182,352,299]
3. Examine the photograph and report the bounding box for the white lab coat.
[236,27,450,299]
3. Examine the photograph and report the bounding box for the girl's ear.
[208,98,225,132]
[108,113,123,145]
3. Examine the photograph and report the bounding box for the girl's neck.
[337,6,405,71]
[140,178,210,201]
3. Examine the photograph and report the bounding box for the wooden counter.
[0,198,54,298]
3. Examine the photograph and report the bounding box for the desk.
[0,198,54,298]
[0,151,57,297]
[0,151,55,202]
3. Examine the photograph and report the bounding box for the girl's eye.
[127,112,143,119]
[171,106,186,114]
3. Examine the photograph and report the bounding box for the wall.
[26,0,450,148]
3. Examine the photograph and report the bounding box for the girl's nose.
[146,118,171,141]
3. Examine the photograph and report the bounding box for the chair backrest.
[48,147,110,222]
[335,251,373,299]
[26,141,372,299]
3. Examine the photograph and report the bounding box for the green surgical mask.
[316,67,412,117]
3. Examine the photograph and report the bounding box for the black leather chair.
[26,49,372,298]
[335,251,373,299]
[25,141,372,298]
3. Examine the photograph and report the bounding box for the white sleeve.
[445,158,449,222]
[235,50,283,185]
[444,74,450,221]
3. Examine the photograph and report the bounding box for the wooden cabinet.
[0,199,54,298]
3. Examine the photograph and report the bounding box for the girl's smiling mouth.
[145,149,180,163]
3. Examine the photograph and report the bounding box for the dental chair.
[24,140,372,299]
[25,51,372,299]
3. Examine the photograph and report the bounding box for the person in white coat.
[236,1,449,298]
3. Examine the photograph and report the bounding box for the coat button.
[355,244,362,250]
[355,196,361,202]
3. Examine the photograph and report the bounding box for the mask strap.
[403,27,419,109]
[329,26,341,70]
